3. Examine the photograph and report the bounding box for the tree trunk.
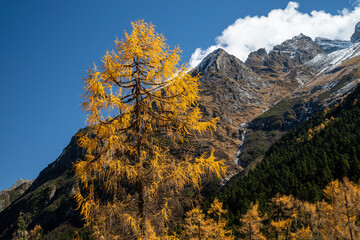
[344,192,354,240]
[135,57,146,239]
[139,178,146,239]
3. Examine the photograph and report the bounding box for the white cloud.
[189,2,360,67]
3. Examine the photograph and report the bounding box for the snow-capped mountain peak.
[305,42,360,74]
[315,37,352,54]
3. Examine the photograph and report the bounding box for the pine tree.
[12,212,28,240]
[74,20,226,239]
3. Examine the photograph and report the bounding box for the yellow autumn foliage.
[28,225,42,240]
[239,201,266,240]
[74,20,226,239]
[316,178,360,240]
[265,179,360,240]
[183,199,234,240]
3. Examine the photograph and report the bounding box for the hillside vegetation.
[220,85,360,224]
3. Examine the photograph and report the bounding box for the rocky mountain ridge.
[0,179,33,212]
[237,31,360,167]
[305,42,360,74]
[246,33,323,71]
[315,37,352,54]
[195,22,360,169]
[351,21,360,43]
[313,22,360,54]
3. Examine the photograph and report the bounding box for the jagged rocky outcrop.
[245,48,274,74]
[245,34,320,101]
[246,34,323,72]
[0,179,33,212]
[193,48,267,124]
[351,22,360,43]
[271,34,324,66]
[190,48,269,173]
[8,179,33,191]
[315,37,352,54]
[193,48,266,89]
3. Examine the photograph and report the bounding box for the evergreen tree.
[12,212,28,240]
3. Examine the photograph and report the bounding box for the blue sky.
[0,0,359,190]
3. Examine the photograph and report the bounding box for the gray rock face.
[315,37,352,54]
[245,48,274,72]
[193,48,266,89]
[8,179,33,191]
[351,22,360,43]
[192,48,267,122]
[246,33,323,72]
[0,179,33,212]
[0,192,10,213]
[270,33,324,67]
[245,34,320,99]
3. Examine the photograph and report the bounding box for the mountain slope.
[220,85,360,223]
[0,134,83,239]
[190,49,269,172]
[237,33,360,168]
[193,35,324,169]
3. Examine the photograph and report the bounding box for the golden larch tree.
[317,178,360,240]
[183,199,234,240]
[28,225,42,240]
[74,20,226,239]
[239,201,266,240]
[270,193,298,240]
[269,194,313,240]
[294,201,318,239]
[289,226,312,240]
